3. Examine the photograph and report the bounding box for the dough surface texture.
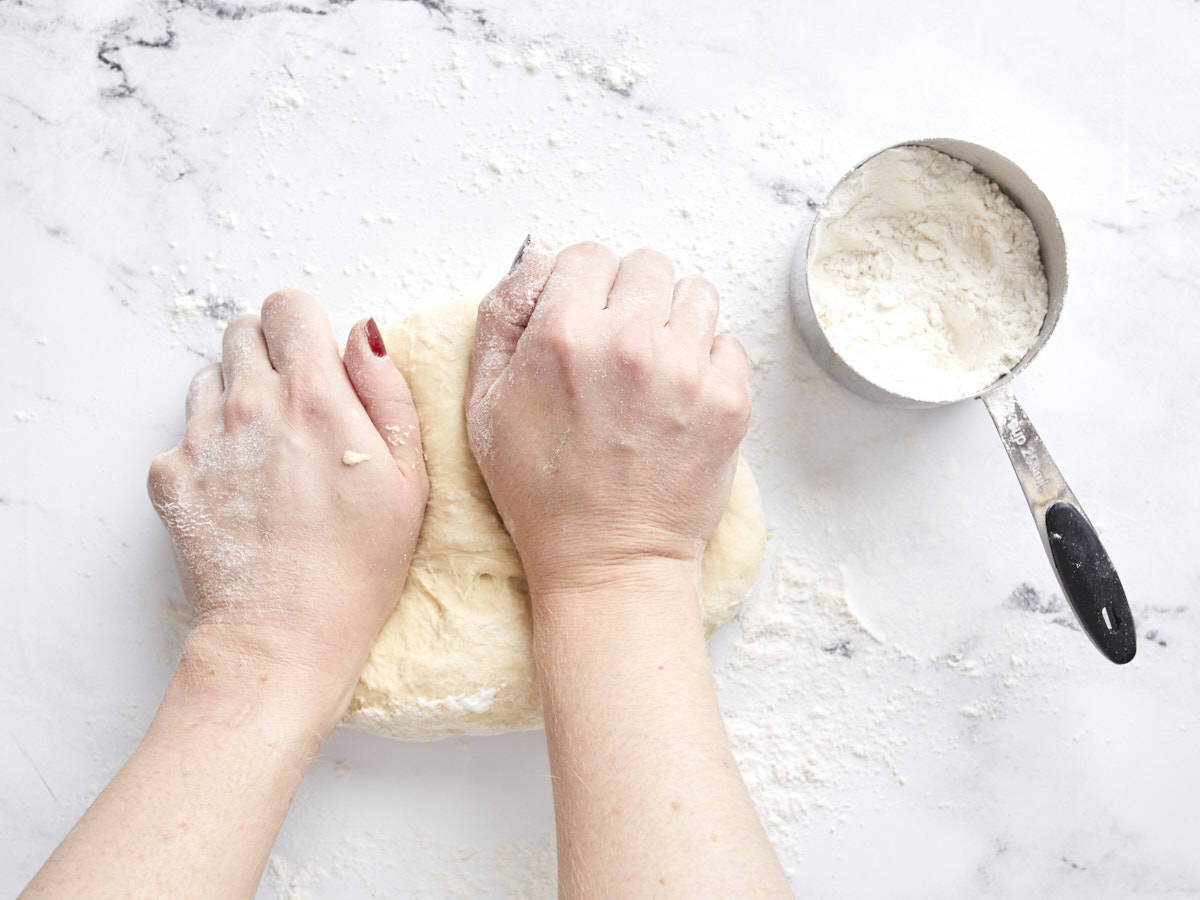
[343,299,767,741]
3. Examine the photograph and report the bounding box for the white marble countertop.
[3,0,1197,896]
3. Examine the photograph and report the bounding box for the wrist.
[529,556,723,742]
[527,553,701,609]
[527,555,707,659]
[170,627,353,752]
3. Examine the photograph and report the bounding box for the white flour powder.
[808,146,1048,401]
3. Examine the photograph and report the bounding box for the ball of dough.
[343,299,767,741]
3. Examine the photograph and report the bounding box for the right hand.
[465,239,752,597]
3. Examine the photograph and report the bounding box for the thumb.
[466,235,555,408]
[344,317,426,478]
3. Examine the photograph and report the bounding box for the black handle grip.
[1044,501,1136,664]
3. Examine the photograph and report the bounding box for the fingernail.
[509,234,532,275]
[366,318,387,357]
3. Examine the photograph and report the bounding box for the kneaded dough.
[343,298,767,741]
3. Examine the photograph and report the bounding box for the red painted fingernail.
[366,318,387,357]
[508,234,531,275]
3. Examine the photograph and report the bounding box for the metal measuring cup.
[790,138,1136,664]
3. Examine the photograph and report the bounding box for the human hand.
[22,292,427,900]
[465,239,751,597]
[465,245,784,896]
[148,290,428,733]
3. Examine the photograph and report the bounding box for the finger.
[467,235,556,407]
[605,248,675,321]
[668,275,720,350]
[220,314,273,384]
[525,241,619,333]
[710,335,752,442]
[185,363,224,420]
[259,288,343,378]
[710,333,752,385]
[344,317,426,478]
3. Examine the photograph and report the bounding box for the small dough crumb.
[342,450,372,466]
[384,423,411,448]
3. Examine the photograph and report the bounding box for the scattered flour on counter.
[715,549,1074,864]
[522,47,550,73]
[265,830,556,899]
[169,292,245,333]
[600,59,650,94]
[266,855,327,900]
[716,553,928,838]
[808,145,1049,401]
[172,293,206,317]
[160,17,826,328]
[269,84,307,110]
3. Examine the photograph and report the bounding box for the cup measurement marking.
[1005,414,1050,492]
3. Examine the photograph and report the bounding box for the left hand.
[147,289,428,733]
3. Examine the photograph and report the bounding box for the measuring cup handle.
[1043,500,1135,662]
[981,387,1136,664]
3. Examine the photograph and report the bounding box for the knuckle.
[535,310,586,364]
[283,366,332,419]
[562,240,617,265]
[677,273,718,299]
[261,287,304,313]
[612,327,656,374]
[186,364,220,407]
[226,313,260,334]
[715,335,751,374]
[659,345,702,394]
[147,450,176,485]
[223,384,266,426]
[189,362,219,388]
[543,329,577,367]
[545,328,574,364]
[714,381,752,433]
[673,360,704,401]
[626,247,674,271]
[260,288,320,325]
[180,414,215,450]
[146,450,184,506]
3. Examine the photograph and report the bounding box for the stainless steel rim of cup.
[789,138,1068,409]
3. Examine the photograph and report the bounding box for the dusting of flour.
[718,555,921,834]
[808,145,1048,401]
[266,830,556,899]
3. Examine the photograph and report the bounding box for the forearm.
[23,638,334,899]
[532,562,790,898]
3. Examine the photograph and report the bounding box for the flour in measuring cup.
[808,145,1048,401]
